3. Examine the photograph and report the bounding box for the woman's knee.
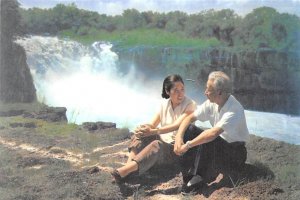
[148,140,162,152]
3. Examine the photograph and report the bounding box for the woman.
[111,74,197,183]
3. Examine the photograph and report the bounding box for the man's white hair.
[208,71,232,94]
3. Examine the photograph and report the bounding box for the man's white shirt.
[194,95,249,143]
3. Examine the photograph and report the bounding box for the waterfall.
[15,36,161,128]
[15,36,300,144]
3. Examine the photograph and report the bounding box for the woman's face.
[169,81,185,107]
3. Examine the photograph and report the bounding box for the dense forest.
[19,3,300,50]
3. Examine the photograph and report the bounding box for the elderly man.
[174,71,249,194]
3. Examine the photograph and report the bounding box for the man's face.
[205,79,218,103]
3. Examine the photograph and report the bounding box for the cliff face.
[0,0,36,103]
[0,40,37,103]
[207,48,300,114]
[115,46,300,115]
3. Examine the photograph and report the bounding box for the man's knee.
[184,124,203,142]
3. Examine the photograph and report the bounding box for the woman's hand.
[174,135,184,155]
[134,124,152,138]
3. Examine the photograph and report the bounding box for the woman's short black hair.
[161,74,184,99]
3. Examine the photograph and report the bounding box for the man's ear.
[219,90,222,95]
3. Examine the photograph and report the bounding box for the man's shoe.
[181,175,205,195]
[187,175,203,187]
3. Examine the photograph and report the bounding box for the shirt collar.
[219,95,232,113]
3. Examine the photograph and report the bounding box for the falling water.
[15,36,161,128]
[16,36,300,144]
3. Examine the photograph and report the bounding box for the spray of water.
[16,36,161,128]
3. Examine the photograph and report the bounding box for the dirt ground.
[0,115,299,200]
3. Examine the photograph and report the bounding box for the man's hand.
[177,143,189,155]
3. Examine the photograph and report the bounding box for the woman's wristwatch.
[186,140,192,149]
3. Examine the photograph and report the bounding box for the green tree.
[142,11,167,29]
[184,13,205,38]
[52,3,80,30]
[165,11,187,33]
[1,0,23,39]
[184,9,239,45]
[233,7,279,48]
[120,9,146,30]
[271,13,300,50]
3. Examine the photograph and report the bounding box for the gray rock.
[0,110,24,117]
[9,122,23,128]
[82,121,116,132]
[23,107,67,122]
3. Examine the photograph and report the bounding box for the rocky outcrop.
[23,107,68,122]
[0,0,37,103]
[0,42,37,103]
[115,46,300,114]
[0,105,67,122]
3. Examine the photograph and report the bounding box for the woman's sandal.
[111,169,123,184]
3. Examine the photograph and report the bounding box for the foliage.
[0,0,23,39]
[232,7,300,50]
[60,28,220,47]
[18,4,300,51]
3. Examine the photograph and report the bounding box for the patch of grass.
[36,121,79,137]
[59,28,221,48]
[1,115,130,154]
[0,116,79,137]
[0,115,34,128]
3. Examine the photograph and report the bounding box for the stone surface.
[82,121,117,132]
[23,107,67,122]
